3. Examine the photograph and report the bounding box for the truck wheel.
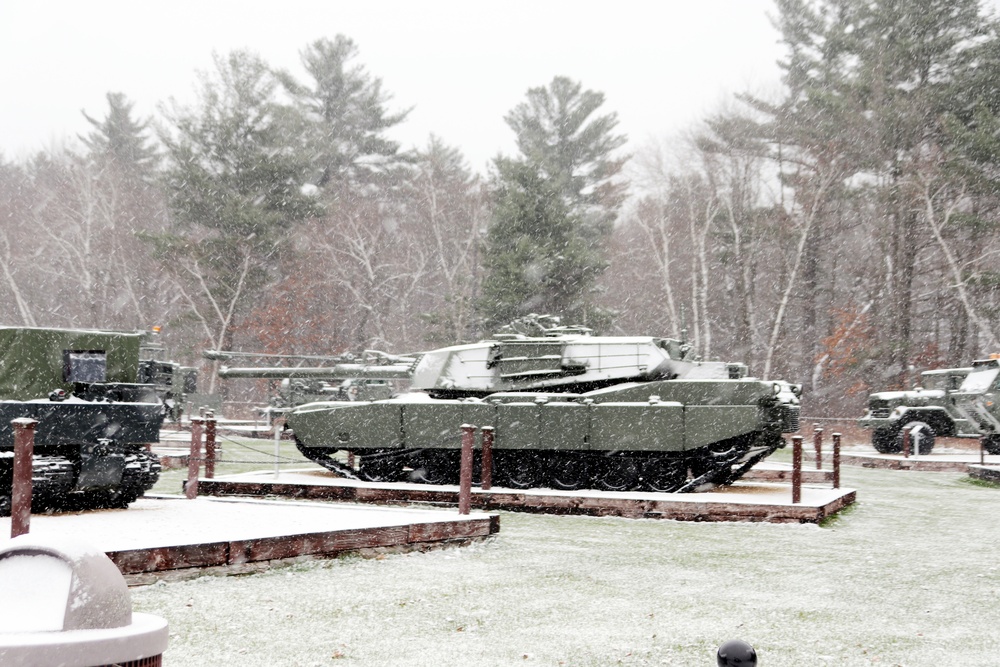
[895,421,935,455]
[872,427,900,454]
[982,435,1000,455]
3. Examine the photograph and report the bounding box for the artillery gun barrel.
[217,364,414,380]
[205,349,359,363]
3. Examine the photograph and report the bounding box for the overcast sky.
[0,1,785,172]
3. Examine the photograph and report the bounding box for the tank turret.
[281,318,802,493]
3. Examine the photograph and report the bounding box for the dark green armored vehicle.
[206,349,395,422]
[283,320,801,492]
[138,329,198,422]
[0,327,163,514]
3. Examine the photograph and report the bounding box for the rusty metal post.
[347,451,356,470]
[981,436,986,466]
[10,418,38,538]
[459,424,475,515]
[813,426,823,469]
[480,426,494,491]
[791,435,802,504]
[204,411,216,479]
[832,432,841,489]
[186,417,204,499]
[902,426,911,458]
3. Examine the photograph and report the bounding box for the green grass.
[151,434,313,495]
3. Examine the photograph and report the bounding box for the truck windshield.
[960,367,1000,393]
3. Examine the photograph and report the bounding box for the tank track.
[0,449,161,516]
[295,439,361,479]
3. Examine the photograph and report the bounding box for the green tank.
[0,327,164,515]
[206,349,395,421]
[284,319,802,492]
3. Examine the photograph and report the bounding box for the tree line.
[2,0,1000,415]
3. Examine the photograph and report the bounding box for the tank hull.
[289,379,799,492]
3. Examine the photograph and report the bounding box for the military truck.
[948,358,1000,454]
[284,318,802,492]
[859,362,1000,454]
[0,326,163,514]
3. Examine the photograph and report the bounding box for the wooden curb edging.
[198,477,855,524]
[107,515,499,580]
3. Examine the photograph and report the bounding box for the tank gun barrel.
[205,349,361,363]
[217,364,414,380]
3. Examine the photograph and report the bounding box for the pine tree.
[504,76,628,235]
[81,92,159,180]
[479,77,626,331]
[479,159,607,330]
[277,35,410,193]
[155,50,319,362]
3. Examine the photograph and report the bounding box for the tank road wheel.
[982,434,1000,455]
[357,451,403,483]
[550,454,588,491]
[498,452,544,489]
[894,421,935,455]
[640,456,687,493]
[871,426,900,454]
[408,450,455,485]
[597,455,641,492]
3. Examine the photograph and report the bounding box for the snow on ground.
[111,457,1000,666]
[0,496,484,552]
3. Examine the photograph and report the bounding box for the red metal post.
[459,424,475,515]
[832,432,841,489]
[813,427,823,469]
[204,411,217,479]
[902,426,911,458]
[186,417,204,499]
[480,426,494,491]
[10,418,38,538]
[791,435,802,504]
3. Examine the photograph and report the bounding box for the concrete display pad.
[198,469,855,524]
[0,496,499,583]
[813,447,1000,472]
[741,461,833,483]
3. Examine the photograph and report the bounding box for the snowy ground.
[0,496,488,552]
[122,451,1000,667]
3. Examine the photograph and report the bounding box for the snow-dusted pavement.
[0,496,490,553]
[109,462,1000,666]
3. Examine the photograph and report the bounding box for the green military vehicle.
[139,328,199,422]
[859,361,1000,454]
[206,349,394,422]
[0,326,164,514]
[285,318,802,492]
[948,358,1000,454]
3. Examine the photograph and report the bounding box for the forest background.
[3,0,1000,417]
